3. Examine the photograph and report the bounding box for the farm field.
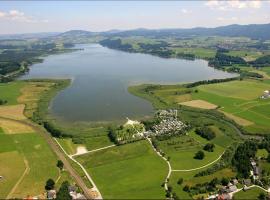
[0,82,25,105]
[133,79,270,134]
[0,80,71,198]
[192,80,270,134]
[76,140,167,199]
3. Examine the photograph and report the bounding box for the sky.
[0,1,270,34]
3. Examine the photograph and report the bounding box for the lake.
[21,44,236,122]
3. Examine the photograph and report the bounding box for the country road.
[0,116,96,199]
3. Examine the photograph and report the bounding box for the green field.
[170,47,216,59]
[76,140,167,199]
[0,82,25,105]
[234,187,267,199]
[0,81,69,198]
[192,80,270,133]
[156,129,226,170]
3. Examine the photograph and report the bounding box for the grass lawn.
[76,140,167,199]
[0,82,25,105]
[234,187,267,199]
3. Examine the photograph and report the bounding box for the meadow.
[156,128,227,170]
[76,140,167,199]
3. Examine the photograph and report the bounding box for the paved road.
[0,116,96,199]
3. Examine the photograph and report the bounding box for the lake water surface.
[21,44,236,122]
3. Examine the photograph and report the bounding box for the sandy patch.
[0,104,26,120]
[179,100,218,109]
[125,118,140,126]
[0,118,34,134]
[75,146,88,155]
[221,111,254,126]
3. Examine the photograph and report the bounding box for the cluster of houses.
[261,90,270,99]
[47,185,86,200]
[208,179,241,200]
[207,159,262,200]
[149,109,187,136]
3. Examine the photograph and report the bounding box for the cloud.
[0,9,48,23]
[205,0,262,11]
[217,16,238,21]
[181,9,191,14]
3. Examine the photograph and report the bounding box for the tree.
[45,178,55,190]
[177,178,183,185]
[267,154,270,163]
[194,151,205,160]
[172,192,180,200]
[221,177,229,186]
[258,192,267,200]
[57,160,64,170]
[183,185,190,192]
[204,143,215,152]
[56,181,72,200]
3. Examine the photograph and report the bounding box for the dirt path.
[146,137,172,191]
[172,152,224,172]
[6,158,30,199]
[0,116,96,199]
[54,138,102,199]
[71,144,116,157]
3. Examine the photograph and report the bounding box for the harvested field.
[0,118,34,134]
[221,111,254,126]
[179,99,218,109]
[0,105,26,120]
[17,82,54,118]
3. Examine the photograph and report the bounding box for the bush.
[183,185,190,192]
[177,178,183,185]
[194,151,205,160]
[203,143,215,152]
[45,178,55,190]
[195,127,216,140]
[57,160,64,170]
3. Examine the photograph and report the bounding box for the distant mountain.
[1,23,270,41]
[0,32,60,40]
[57,30,96,37]
[109,23,270,40]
